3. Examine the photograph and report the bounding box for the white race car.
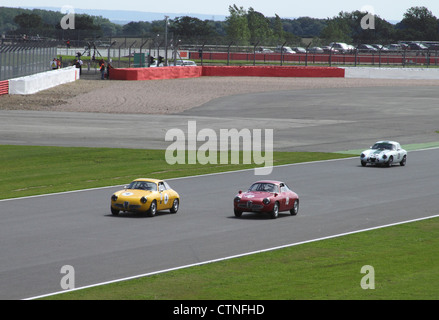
[360,141,407,167]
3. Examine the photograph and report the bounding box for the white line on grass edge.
[10,147,439,300]
[3,145,438,203]
[0,156,357,202]
[25,214,439,300]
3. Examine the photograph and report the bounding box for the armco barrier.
[0,80,8,96]
[110,66,203,80]
[110,65,344,80]
[9,66,80,95]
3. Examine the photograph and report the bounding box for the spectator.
[51,58,58,70]
[99,60,106,80]
[106,60,113,79]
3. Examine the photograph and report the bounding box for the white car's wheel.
[400,155,407,166]
[386,156,393,167]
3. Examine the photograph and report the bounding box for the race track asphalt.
[1,85,439,299]
[1,86,439,152]
[1,148,439,300]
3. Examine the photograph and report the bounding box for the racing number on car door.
[158,182,170,210]
[280,185,288,211]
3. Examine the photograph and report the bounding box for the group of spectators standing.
[51,55,113,80]
[98,59,113,80]
[50,58,62,70]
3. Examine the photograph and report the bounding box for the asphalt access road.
[1,148,438,299]
[1,86,439,152]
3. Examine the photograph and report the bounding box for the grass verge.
[43,216,439,300]
[0,145,354,200]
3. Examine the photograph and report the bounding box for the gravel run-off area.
[2,75,439,114]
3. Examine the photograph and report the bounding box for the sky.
[3,0,439,21]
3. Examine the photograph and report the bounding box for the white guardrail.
[9,66,80,95]
[343,67,439,79]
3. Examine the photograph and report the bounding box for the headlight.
[111,194,118,201]
[382,154,387,159]
[234,196,241,203]
[140,196,147,204]
[263,198,270,205]
[360,153,365,158]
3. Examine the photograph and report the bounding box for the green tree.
[344,10,395,44]
[169,16,215,40]
[272,14,284,41]
[13,13,44,29]
[225,5,250,44]
[247,7,272,44]
[395,6,439,40]
[122,21,152,36]
[320,13,352,43]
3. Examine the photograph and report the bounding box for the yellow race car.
[110,178,180,216]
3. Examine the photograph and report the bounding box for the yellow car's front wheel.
[147,200,157,217]
[111,206,119,216]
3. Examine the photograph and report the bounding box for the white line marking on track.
[25,213,439,300]
[10,147,439,299]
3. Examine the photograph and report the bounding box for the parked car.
[322,46,339,54]
[329,42,352,53]
[110,178,180,216]
[426,43,439,51]
[275,46,296,54]
[360,141,407,167]
[257,47,274,53]
[384,44,403,52]
[407,42,428,51]
[357,44,378,53]
[307,47,324,54]
[171,60,197,66]
[292,47,307,53]
[371,44,389,52]
[233,180,299,219]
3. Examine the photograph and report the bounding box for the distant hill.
[20,6,227,24]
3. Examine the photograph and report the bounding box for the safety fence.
[188,50,439,67]
[0,42,57,81]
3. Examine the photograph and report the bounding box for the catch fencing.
[0,41,57,81]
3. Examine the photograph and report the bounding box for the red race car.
[233,180,299,219]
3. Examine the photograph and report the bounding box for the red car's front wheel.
[270,202,279,219]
